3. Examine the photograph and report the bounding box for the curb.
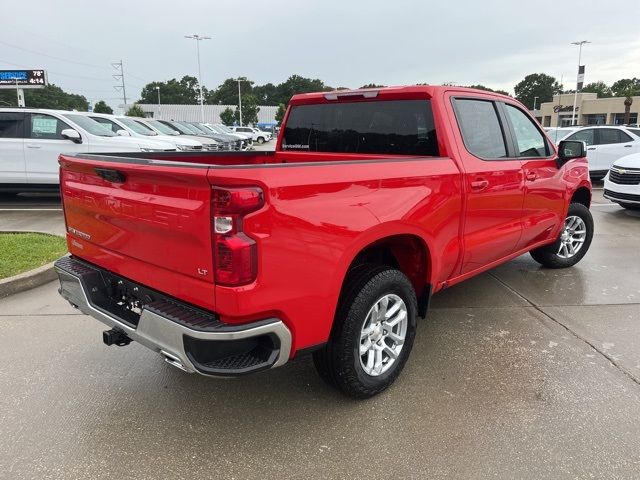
[0,260,59,299]
[0,231,65,299]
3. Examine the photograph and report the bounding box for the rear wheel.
[256,136,265,144]
[530,203,594,268]
[619,203,640,211]
[313,265,417,398]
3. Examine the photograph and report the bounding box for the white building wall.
[126,104,278,125]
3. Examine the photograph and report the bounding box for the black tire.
[257,136,265,144]
[530,203,594,268]
[619,203,640,211]
[313,264,418,398]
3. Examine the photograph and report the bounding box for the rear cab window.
[282,99,439,156]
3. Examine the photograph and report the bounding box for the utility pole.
[533,96,539,112]
[14,78,25,107]
[112,60,127,108]
[570,41,590,126]
[237,77,247,126]
[184,34,211,122]
[156,86,161,118]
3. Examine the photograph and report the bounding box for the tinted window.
[504,104,547,157]
[626,128,640,137]
[598,128,632,145]
[453,99,506,159]
[28,113,71,140]
[0,112,24,138]
[282,100,438,156]
[565,129,594,146]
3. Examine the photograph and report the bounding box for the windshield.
[216,124,233,133]
[207,124,225,134]
[187,123,211,134]
[547,128,576,143]
[146,120,179,135]
[165,122,195,135]
[63,114,116,136]
[117,117,157,136]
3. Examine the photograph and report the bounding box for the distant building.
[538,93,639,127]
[125,104,278,125]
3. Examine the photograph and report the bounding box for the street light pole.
[156,86,161,118]
[237,77,246,126]
[571,40,590,126]
[184,34,211,122]
[533,96,539,111]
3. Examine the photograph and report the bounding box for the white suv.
[603,150,640,210]
[231,126,271,144]
[0,108,175,190]
[562,126,640,180]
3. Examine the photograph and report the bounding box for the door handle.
[26,145,42,149]
[525,171,537,181]
[470,179,489,191]
[587,147,596,151]
[624,144,633,148]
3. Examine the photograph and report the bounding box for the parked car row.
[0,108,177,189]
[545,125,640,180]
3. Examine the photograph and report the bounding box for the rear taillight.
[211,186,264,286]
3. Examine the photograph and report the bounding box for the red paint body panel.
[58,85,591,356]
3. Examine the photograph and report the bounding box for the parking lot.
[0,186,638,479]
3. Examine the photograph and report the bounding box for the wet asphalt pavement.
[1,188,639,479]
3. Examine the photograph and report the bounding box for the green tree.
[235,94,260,126]
[581,81,613,98]
[252,82,277,105]
[207,78,254,105]
[360,83,386,89]
[611,78,640,97]
[219,107,236,126]
[0,84,88,110]
[621,86,635,125]
[93,100,113,114]
[466,84,510,96]
[139,76,204,104]
[274,75,330,105]
[125,104,146,117]
[514,73,562,109]
[275,103,287,125]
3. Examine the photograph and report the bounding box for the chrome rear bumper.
[55,257,292,376]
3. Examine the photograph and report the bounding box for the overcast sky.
[2,0,639,108]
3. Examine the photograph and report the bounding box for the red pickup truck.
[55,86,593,398]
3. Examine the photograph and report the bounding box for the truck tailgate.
[59,155,216,310]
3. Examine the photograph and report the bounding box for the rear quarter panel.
[209,158,462,352]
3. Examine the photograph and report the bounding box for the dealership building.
[537,93,640,127]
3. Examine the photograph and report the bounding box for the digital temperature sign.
[0,70,47,89]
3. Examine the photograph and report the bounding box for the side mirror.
[116,129,131,137]
[557,140,586,168]
[61,129,82,144]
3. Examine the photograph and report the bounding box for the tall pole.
[184,34,211,122]
[156,86,161,118]
[14,78,25,107]
[571,41,589,126]
[533,96,539,111]
[238,78,243,126]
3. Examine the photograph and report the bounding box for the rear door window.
[597,128,632,145]
[282,99,438,156]
[565,129,595,146]
[0,112,25,138]
[453,99,507,159]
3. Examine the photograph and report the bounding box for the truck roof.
[290,85,513,104]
